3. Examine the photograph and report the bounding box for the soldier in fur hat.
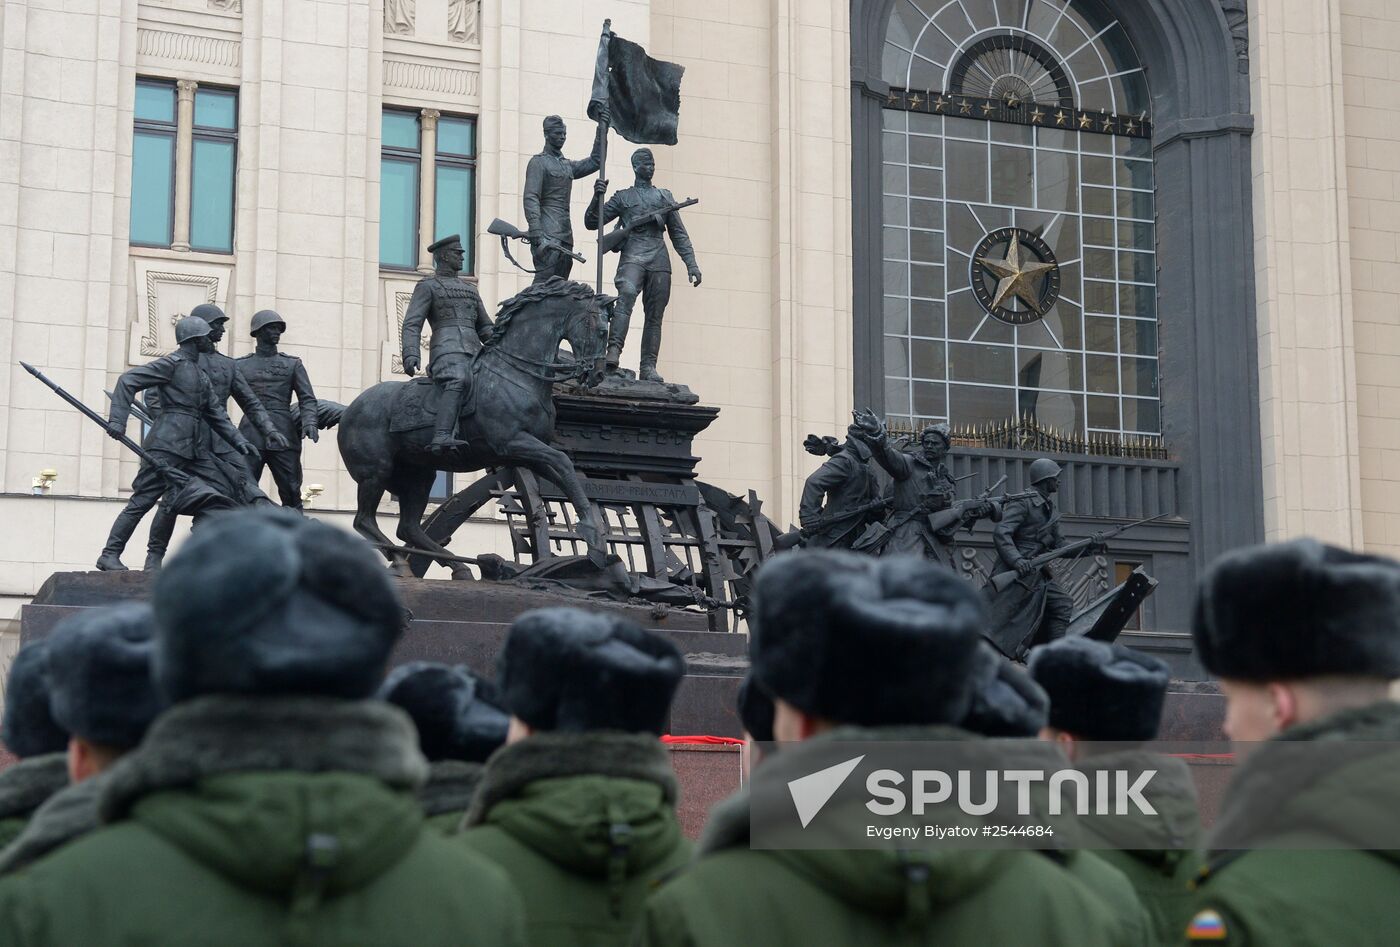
[0,641,69,849]
[1183,539,1400,945]
[0,509,525,944]
[638,551,1126,946]
[961,642,1153,945]
[456,607,690,946]
[1029,636,1203,943]
[0,603,165,876]
[378,662,508,832]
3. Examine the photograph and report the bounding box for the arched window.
[879,0,1158,444]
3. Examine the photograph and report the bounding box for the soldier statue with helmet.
[847,409,1000,567]
[237,309,320,511]
[400,234,496,454]
[142,302,288,570]
[96,315,259,571]
[984,457,1106,660]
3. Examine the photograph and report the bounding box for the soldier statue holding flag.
[522,110,609,283]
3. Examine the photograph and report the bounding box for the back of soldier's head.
[1029,636,1169,744]
[963,643,1050,738]
[152,508,405,703]
[46,602,165,757]
[378,662,508,763]
[2,638,68,759]
[748,551,983,730]
[1193,538,1400,733]
[496,608,685,735]
[1194,538,1400,685]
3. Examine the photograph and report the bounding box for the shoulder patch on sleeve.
[1186,909,1229,941]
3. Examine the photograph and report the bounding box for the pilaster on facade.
[1250,0,1365,548]
[768,0,854,524]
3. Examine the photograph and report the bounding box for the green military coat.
[0,696,525,946]
[0,755,67,851]
[1074,751,1203,945]
[637,726,1133,946]
[1185,702,1400,945]
[457,731,691,947]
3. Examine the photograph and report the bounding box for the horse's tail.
[338,381,401,484]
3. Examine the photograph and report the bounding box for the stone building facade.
[1,0,1399,668]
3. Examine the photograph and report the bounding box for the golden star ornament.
[976,238,1059,313]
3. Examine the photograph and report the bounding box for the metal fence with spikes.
[888,415,1170,461]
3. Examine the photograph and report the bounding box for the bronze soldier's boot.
[638,323,665,383]
[144,501,177,571]
[97,509,143,571]
[638,359,665,384]
[428,386,470,454]
[604,342,624,375]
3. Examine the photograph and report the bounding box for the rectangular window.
[131,79,177,247]
[190,86,237,253]
[130,79,238,253]
[380,109,421,269]
[434,115,477,274]
[379,110,478,274]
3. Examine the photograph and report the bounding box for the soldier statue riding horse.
[338,274,609,577]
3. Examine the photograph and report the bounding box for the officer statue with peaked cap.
[400,234,495,454]
[237,309,319,511]
[96,315,258,571]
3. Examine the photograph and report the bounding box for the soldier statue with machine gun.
[585,147,700,382]
[847,410,1002,567]
[981,458,1162,660]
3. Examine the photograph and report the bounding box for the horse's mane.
[485,276,600,348]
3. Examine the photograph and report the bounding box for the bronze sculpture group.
[22,19,1160,654]
[790,412,1161,660]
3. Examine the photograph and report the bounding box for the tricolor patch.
[1186,909,1228,941]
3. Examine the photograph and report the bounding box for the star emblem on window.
[971,228,1062,326]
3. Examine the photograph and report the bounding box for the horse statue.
[338,277,609,577]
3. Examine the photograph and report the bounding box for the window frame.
[379,107,424,273]
[378,108,480,275]
[434,114,478,277]
[188,84,239,254]
[130,78,179,250]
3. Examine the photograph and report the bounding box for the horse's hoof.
[450,565,475,581]
[389,560,412,577]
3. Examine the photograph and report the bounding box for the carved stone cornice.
[383,58,480,99]
[137,28,240,71]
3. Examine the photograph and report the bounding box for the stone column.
[416,108,440,273]
[171,79,198,251]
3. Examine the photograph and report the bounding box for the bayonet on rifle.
[986,512,1170,595]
